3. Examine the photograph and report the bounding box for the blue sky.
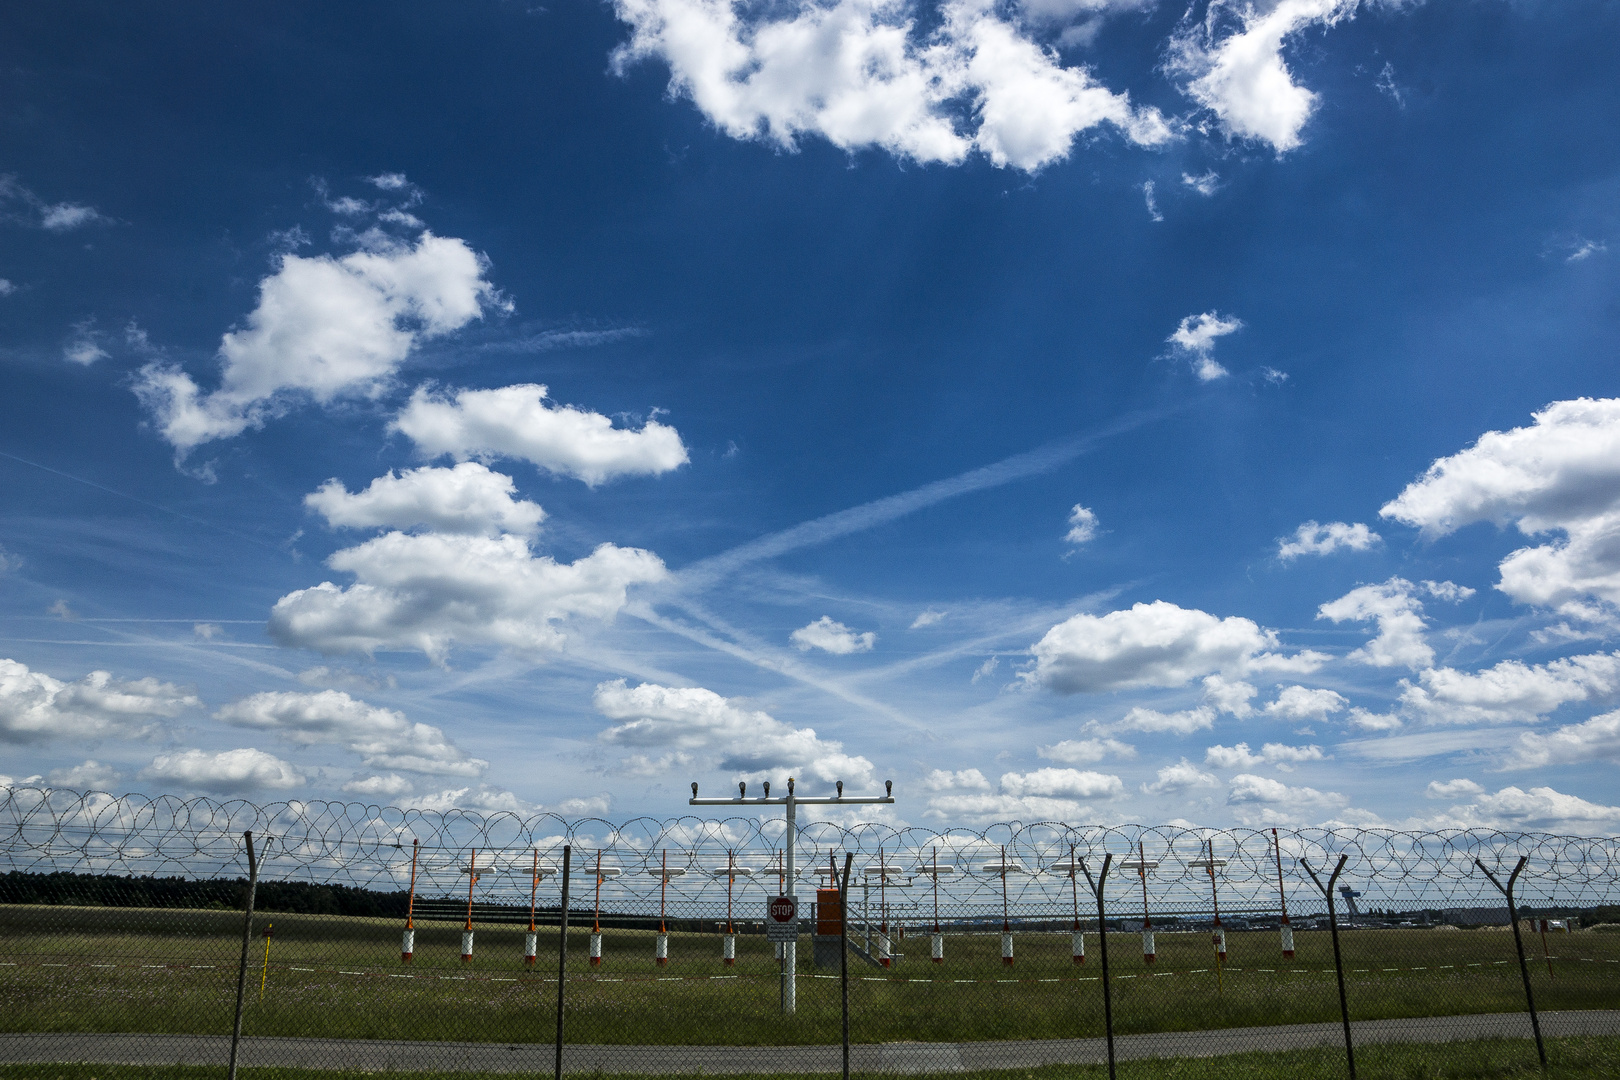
[1,0,1617,833]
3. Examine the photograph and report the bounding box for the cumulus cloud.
[46,760,123,790]
[1264,684,1347,721]
[0,658,198,744]
[1382,399,1620,614]
[1318,577,1433,670]
[595,680,875,786]
[1425,778,1484,800]
[1024,600,1320,694]
[1499,709,1620,770]
[342,772,417,798]
[1399,651,1620,725]
[925,765,1123,820]
[1101,704,1216,734]
[268,533,666,664]
[1277,521,1379,560]
[922,767,992,790]
[393,384,689,486]
[1037,736,1135,764]
[1064,504,1099,545]
[1227,772,1347,818]
[1142,758,1218,795]
[1204,741,1323,769]
[306,463,545,537]
[215,690,486,776]
[1166,311,1242,381]
[1167,0,1357,152]
[135,230,502,452]
[609,0,1171,174]
[1465,785,1620,830]
[1202,674,1256,717]
[139,748,305,794]
[790,616,877,654]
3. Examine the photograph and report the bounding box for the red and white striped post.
[525,849,540,966]
[1274,829,1295,958]
[402,839,418,962]
[461,847,478,963]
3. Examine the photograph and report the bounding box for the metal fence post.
[1302,855,1354,1080]
[555,844,572,1080]
[1079,853,1115,1080]
[1476,856,1547,1070]
[227,830,259,1080]
[839,851,853,1080]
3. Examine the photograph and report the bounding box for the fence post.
[1476,856,1547,1070]
[839,852,854,1080]
[227,830,259,1080]
[1302,855,1354,1080]
[556,844,572,1080]
[1079,854,1115,1080]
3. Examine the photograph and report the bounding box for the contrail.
[674,405,1177,588]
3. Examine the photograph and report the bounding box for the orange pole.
[402,839,419,963]
[1139,841,1153,963]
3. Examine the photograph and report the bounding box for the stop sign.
[770,896,796,922]
[766,895,798,941]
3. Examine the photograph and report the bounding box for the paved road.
[1,1012,1614,1073]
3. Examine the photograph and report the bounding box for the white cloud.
[1166,311,1242,381]
[0,658,198,744]
[609,0,1172,174]
[1182,170,1220,195]
[1425,778,1484,800]
[268,533,666,664]
[135,230,502,452]
[1264,684,1347,720]
[342,772,417,798]
[922,767,992,790]
[1104,704,1216,734]
[1024,600,1318,694]
[139,748,304,794]
[369,173,412,191]
[1037,736,1135,764]
[1227,772,1346,811]
[215,689,486,776]
[595,679,875,786]
[41,203,105,231]
[1167,0,1357,153]
[1422,580,1476,603]
[1318,577,1433,670]
[1002,766,1124,799]
[1202,674,1256,717]
[1467,785,1620,830]
[46,760,123,789]
[971,656,1000,683]
[1205,741,1323,769]
[1276,520,1380,560]
[63,323,108,366]
[0,279,14,296]
[910,609,946,628]
[193,623,223,641]
[1142,758,1218,795]
[1399,651,1620,725]
[306,463,545,537]
[1382,399,1620,613]
[1347,706,1402,731]
[1500,709,1620,770]
[1141,181,1163,223]
[790,615,876,654]
[925,765,1122,820]
[393,384,689,486]
[1064,504,1099,545]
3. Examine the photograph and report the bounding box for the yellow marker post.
[259,923,273,1000]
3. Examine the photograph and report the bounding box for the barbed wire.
[3,787,1617,920]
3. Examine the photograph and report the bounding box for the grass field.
[1,1038,1617,1080]
[1,904,1617,1046]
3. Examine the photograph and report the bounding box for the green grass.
[2,905,1617,1046]
[0,1037,1617,1079]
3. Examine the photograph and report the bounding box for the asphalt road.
[1,1011,1614,1073]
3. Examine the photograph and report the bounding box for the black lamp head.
[788,777,795,794]
[739,781,746,798]
[836,780,843,797]
[885,779,893,797]
[763,781,770,797]
[691,782,698,798]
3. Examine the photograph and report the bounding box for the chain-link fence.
[2,786,1618,1078]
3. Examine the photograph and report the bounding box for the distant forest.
[0,870,412,917]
